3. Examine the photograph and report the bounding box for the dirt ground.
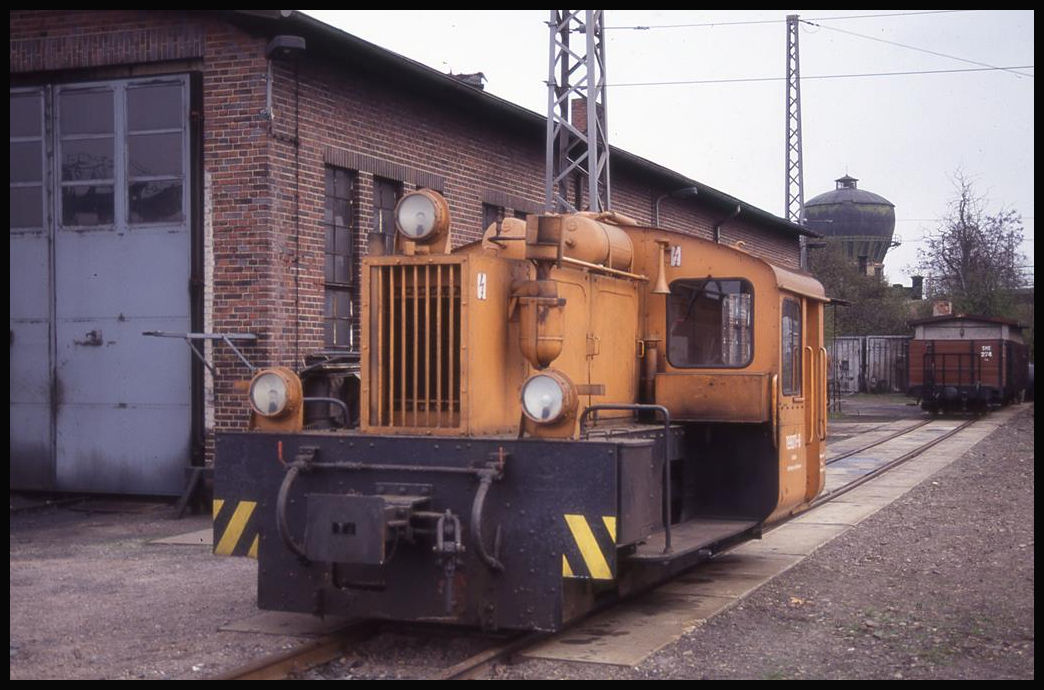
[9,402,1034,680]
[9,504,298,680]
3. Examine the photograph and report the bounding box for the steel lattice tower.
[545,10,611,213]
[785,14,808,268]
[785,14,805,225]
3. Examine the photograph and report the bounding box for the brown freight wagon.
[907,314,1029,414]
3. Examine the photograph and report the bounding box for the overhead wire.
[601,10,1034,259]
[800,19,1033,79]
[604,10,968,31]
[605,10,1027,88]
[604,10,1032,86]
[609,65,1033,88]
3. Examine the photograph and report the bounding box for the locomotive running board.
[625,518,758,563]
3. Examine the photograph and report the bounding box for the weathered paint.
[9,76,193,495]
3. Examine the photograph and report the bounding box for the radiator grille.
[369,262,462,428]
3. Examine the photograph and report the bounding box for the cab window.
[781,297,802,395]
[667,279,753,367]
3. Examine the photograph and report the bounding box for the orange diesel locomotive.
[214,189,828,631]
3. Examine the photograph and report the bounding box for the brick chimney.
[911,275,924,300]
[570,97,604,135]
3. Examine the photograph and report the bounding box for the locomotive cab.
[214,189,827,631]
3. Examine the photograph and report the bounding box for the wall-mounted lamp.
[266,35,306,60]
[653,186,699,227]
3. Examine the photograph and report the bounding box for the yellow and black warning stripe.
[212,498,260,558]
[561,514,617,580]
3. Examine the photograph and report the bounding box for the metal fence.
[828,336,911,402]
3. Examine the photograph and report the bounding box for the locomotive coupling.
[433,510,464,614]
[273,444,512,579]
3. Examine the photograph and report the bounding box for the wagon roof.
[908,313,1024,329]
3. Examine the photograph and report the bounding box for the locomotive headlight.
[248,367,302,418]
[395,188,450,242]
[520,369,578,424]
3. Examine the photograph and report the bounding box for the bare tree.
[917,171,1026,317]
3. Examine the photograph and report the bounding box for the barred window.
[371,177,402,254]
[323,167,358,350]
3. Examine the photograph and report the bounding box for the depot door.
[9,76,194,495]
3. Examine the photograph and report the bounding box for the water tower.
[805,175,896,276]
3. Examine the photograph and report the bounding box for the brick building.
[9,10,816,495]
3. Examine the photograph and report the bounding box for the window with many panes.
[781,297,803,395]
[370,177,402,255]
[11,78,188,234]
[323,167,358,350]
[10,89,45,231]
[126,83,185,224]
[59,87,116,226]
[667,279,753,368]
[53,78,187,229]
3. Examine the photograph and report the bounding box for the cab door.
[776,292,828,511]
[802,299,826,502]
[776,294,807,514]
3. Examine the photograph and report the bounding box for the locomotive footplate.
[626,518,760,564]
[214,430,668,631]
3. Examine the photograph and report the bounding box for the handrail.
[770,374,779,448]
[303,396,350,427]
[580,404,673,554]
[818,347,828,440]
[803,346,815,445]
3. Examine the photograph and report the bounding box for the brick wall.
[11,10,803,457]
[200,20,277,431]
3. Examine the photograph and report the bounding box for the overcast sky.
[302,9,1034,287]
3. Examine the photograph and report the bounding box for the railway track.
[816,416,978,506]
[824,418,932,465]
[216,413,984,680]
[213,624,379,680]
